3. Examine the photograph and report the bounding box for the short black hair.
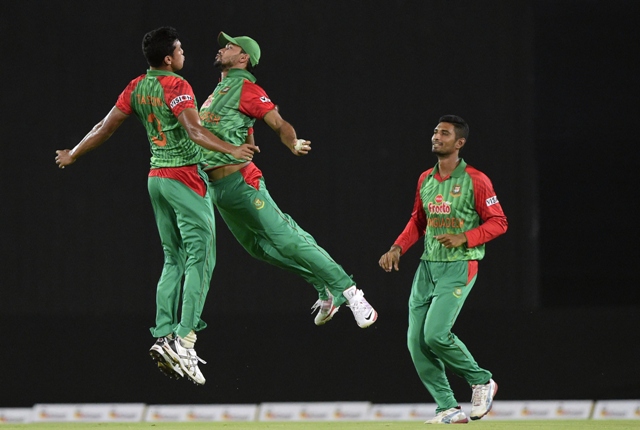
[142,27,179,67]
[439,115,469,141]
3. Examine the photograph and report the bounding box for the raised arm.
[55,106,129,169]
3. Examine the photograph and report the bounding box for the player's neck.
[437,155,460,177]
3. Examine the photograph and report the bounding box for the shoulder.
[464,164,492,183]
[417,168,433,186]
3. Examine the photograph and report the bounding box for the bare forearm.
[276,121,298,150]
[186,125,235,154]
[69,121,115,159]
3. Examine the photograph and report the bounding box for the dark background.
[1,0,638,406]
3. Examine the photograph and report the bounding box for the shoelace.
[347,291,371,313]
[471,384,489,406]
[310,299,332,314]
[183,349,207,368]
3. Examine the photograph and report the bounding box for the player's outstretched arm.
[178,108,259,160]
[263,109,310,156]
[379,245,402,272]
[55,106,129,169]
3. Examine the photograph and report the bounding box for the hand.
[292,139,311,156]
[379,245,402,272]
[434,233,467,249]
[55,149,75,169]
[232,143,260,161]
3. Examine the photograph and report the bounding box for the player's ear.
[456,138,466,149]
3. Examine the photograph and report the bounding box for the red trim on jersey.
[115,75,145,115]
[393,169,431,253]
[239,162,263,190]
[148,165,207,197]
[467,260,478,285]
[157,75,197,117]
[238,80,276,119]
[463,166,508,248]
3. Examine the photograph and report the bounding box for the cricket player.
[198,32,377,328]
[55,27,258,386]
[378,115,507,424]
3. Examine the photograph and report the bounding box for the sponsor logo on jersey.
[259,96,271,103]
[450,184,462,197]
[428,194,451,214]
[169,94,193,108]
[253,198,265,210]
[453,288,463,298]
[202,95,214,109]
[219,86,231,95]
[486,196,499,206]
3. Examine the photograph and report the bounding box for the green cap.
[218,31,261,67]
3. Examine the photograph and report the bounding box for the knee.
[280,242,299,259]
[424,331,449,352]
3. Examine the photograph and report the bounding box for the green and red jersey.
[394,159,507,261]
[116,69,203,169]
[198,68,276,169]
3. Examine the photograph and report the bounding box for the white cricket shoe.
[311,290,340,325]
[343,286,377,328]
[165,338,207,385]
[425,407,469,424]
[470,378,498,420]
[149,337,184,379]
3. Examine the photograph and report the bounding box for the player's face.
[431,122,463,155]
[214,43,247,70]
[168,41,185,71]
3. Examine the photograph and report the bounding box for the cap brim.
[218,31,236,47]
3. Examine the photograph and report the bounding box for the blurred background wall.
[1,0,638,406]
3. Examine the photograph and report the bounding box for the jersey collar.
[226,68,257,83]
[429,158,467,178]
[146,69,183,79]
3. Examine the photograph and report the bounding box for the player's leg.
[147,176,186,338]
[211,170,375,326]
[147,176,187,379]
[422,260,497,419]
[156,176,215,385]
[407,261,461,414]
[423,261,492,385]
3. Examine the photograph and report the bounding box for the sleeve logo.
[170,94,193,108]
[259,96,271,103]
[485,196,499,206]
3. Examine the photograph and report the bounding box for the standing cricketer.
[198,32,377,328]
[55,27,258,386]
[378,115,507,424]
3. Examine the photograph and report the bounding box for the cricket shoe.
[311,290,340,325]
[425,407,469,424]
[470,378,498,420]
[343,286,377,328]
[149,337,183,379]
[165,338,207,385]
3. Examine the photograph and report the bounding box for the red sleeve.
[464,166,508,248]
[115,75,145,115]
[393,170,430,254]
[157,75,197,117]
[238,81,277,119]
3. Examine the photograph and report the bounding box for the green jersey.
[198,68,276,169]
[116,69,203,168]
[394,159,508,261]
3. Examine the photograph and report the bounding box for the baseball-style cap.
[218,31,261,67]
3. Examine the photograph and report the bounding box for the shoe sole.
[358,309,378,328]
[149,346,183,379]
[315,306,340,326]
[470,380,498,420]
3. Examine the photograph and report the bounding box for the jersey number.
[147,113,167,146]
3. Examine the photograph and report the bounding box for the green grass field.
[1,421,640,429]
